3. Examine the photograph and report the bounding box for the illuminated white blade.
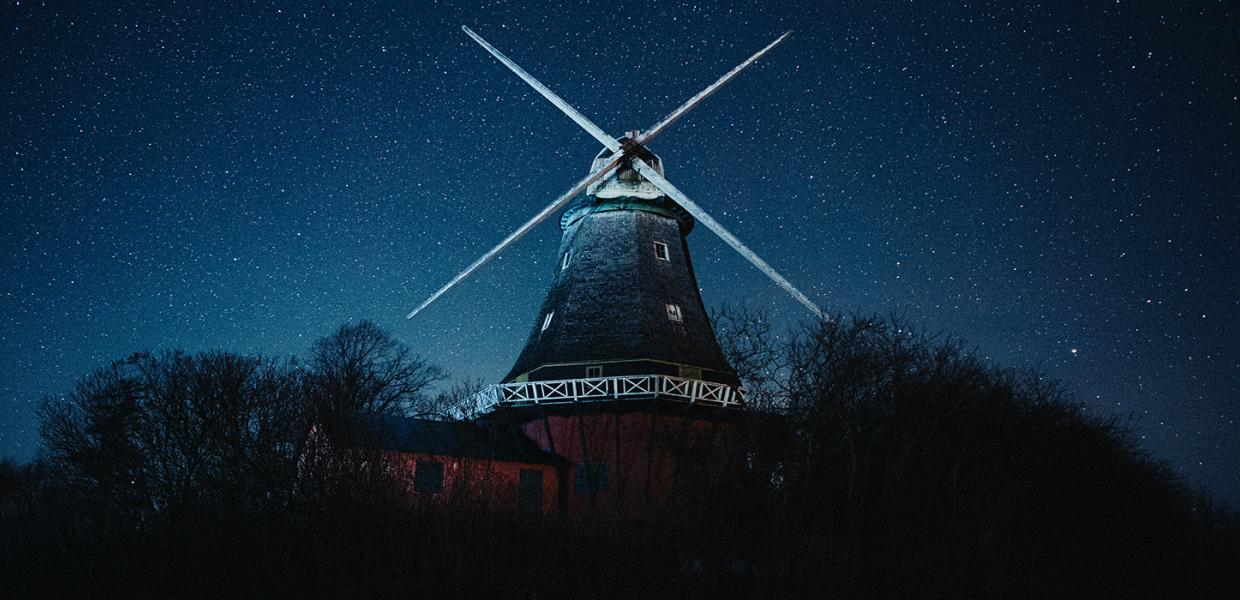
[638,31,791,146]
[407,154,625,319]
[630,157,825,319]
[462,25,621,153]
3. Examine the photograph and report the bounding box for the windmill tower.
[503,143,737,387]
[408,27,822,517]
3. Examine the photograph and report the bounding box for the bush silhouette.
[0,314,1234,599]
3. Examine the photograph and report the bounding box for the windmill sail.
[629,158,825,319]
[408,27,823,320]
[638,31,791,146]
[462,26,620,153]
[459,27,821,318]
[406,153,625,319]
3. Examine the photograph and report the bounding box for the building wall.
[518,409,743,519]
[385,451,558,517]
[505,208,738,385]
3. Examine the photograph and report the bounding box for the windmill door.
[519,469,543,519]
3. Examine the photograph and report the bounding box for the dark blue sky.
[3,1,1237,504]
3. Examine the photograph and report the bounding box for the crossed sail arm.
[407,27,822,320]
[461,26,792,154]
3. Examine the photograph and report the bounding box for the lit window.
[666,303,682,322]
[586,366,602,378]
[414,460,444,494]
[541,311,554,332]
[654,241,670,261]
[575,462,609,493]
[562,250,572,270]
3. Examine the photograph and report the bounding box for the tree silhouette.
[307,320,445,419]
[37,351,306,523]
[2,315,1235,599]
[715,308,1240,598]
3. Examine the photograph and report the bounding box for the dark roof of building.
[349,414,559,465]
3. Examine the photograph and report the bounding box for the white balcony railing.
[475,374,744,409]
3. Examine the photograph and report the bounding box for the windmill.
[404,26,823,516]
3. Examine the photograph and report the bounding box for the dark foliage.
[307,320,445,420]
[713,308,1240,598]
[1,315,1236,599]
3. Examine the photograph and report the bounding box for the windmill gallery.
[355,27,821,519]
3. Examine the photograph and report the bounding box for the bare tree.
[713,303,791,413]
[38,351,306,522]
[307,320,444,419]
[136,351,306,516]
[38,354,149,519]
[419,378,488,421]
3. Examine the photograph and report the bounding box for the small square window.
[541,311,554,332]
[575,462,609,493]
[562,250,572,270]
[666,303,683,322]
[654,241,670,261]
[586,366,602,378]
[414,460,444,494]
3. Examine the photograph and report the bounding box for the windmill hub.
[584,140,666,205]
[618,129,646,155]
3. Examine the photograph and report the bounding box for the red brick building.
[352,401,747,521]
[349,415,559,518]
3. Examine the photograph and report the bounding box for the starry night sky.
[3,1,1238,504]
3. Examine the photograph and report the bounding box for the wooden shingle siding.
[505,208,737,385]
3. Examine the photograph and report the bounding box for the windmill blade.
[407,154,625,319]
[638,31,792,146]
[462,25,621,153]
[629,158,825,320]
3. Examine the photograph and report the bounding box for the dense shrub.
[712,310,1240,598]
[0,314,1235,599]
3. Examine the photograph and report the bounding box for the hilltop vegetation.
[0,314,1236,599]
